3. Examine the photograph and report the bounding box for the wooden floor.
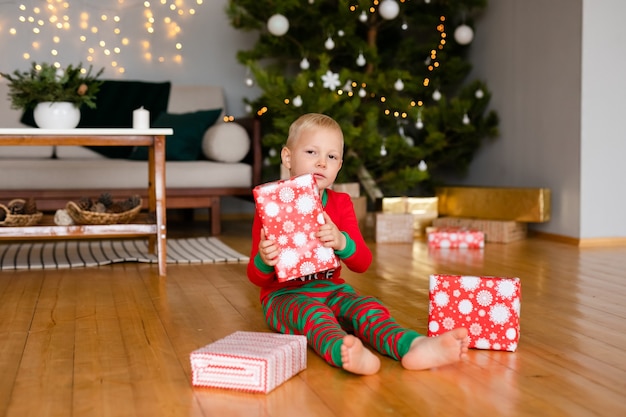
[1,217,625,417]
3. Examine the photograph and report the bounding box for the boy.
[248,113,469,375]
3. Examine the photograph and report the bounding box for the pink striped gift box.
[190,331,307,393]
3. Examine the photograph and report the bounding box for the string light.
[5,0,206,73]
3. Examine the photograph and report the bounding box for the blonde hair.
[285,113,344,148]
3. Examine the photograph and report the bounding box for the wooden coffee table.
[0,128,173,276]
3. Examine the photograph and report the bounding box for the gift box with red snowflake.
[190,331,307,393]
[427,227,485,249]
[253,174,340,282]
[428,274,521,352]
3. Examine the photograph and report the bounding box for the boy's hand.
[259,228,280,266]
[317,212,347,251]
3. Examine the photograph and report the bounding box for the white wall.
[460,0,626,240]
[460,0,583,238]
[580,0,626,239]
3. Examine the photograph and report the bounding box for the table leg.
[150,135,167,276]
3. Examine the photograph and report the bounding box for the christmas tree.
[227,0,498,198]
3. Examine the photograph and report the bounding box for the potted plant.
[0,62,104,129]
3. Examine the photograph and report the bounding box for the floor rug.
[0,237,249,270]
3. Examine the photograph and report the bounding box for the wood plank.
[0,219,625,417]
[0,273,43,416]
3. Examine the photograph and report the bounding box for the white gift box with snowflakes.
[253,174,340,282]
[190,331,307,393]
[428,274,521,352]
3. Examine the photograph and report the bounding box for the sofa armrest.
[232,116,262,187]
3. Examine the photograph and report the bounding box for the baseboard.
[532,231,626,247]
[576,237,626,247]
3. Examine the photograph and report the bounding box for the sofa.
[0,80,262,235]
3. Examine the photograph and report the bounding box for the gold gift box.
[382,197,438,236]
[436,186,551,223]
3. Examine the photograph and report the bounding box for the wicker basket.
[65,199,142,225]
[0,203,43,227]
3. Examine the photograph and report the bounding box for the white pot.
[33,101,81,129]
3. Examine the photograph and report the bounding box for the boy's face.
[281,126,343,191]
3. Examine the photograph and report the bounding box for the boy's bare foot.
[340,334,381,375]
[401,328,469,370]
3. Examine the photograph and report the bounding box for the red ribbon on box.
[253,174,340,282]
[428,274,521,352]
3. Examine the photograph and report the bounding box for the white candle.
[133,106,150,129]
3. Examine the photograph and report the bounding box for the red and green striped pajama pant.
[261,281,421,368]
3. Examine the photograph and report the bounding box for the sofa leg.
[210,197,221,235]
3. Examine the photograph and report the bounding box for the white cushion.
[0,159,252,190]
[0,146,55,159]
[202,122,250,163]
[55,146,107,159]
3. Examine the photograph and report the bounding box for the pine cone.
[98,192,114,208]
[23,197,37,214]
[107,202,125,213]
[0,207,6,222]
[8,199,25,214]
[92,202,107,213]
[77,197,92,211]
[120,195,141,212]
[130,195,141,207]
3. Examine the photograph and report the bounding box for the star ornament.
[321,70,341,91]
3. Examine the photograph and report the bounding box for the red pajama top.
[247,189,372,301]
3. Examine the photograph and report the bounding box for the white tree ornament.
[356,52,366,67]
[379,0,400,20]
[321,70,341,90]
[324,36,335,50]
[454,24,474,45]
[300,58,310,70]
[267,14,289,36]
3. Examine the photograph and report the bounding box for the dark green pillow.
[129,109,222,161]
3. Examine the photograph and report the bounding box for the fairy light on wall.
[1,0,206,74]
